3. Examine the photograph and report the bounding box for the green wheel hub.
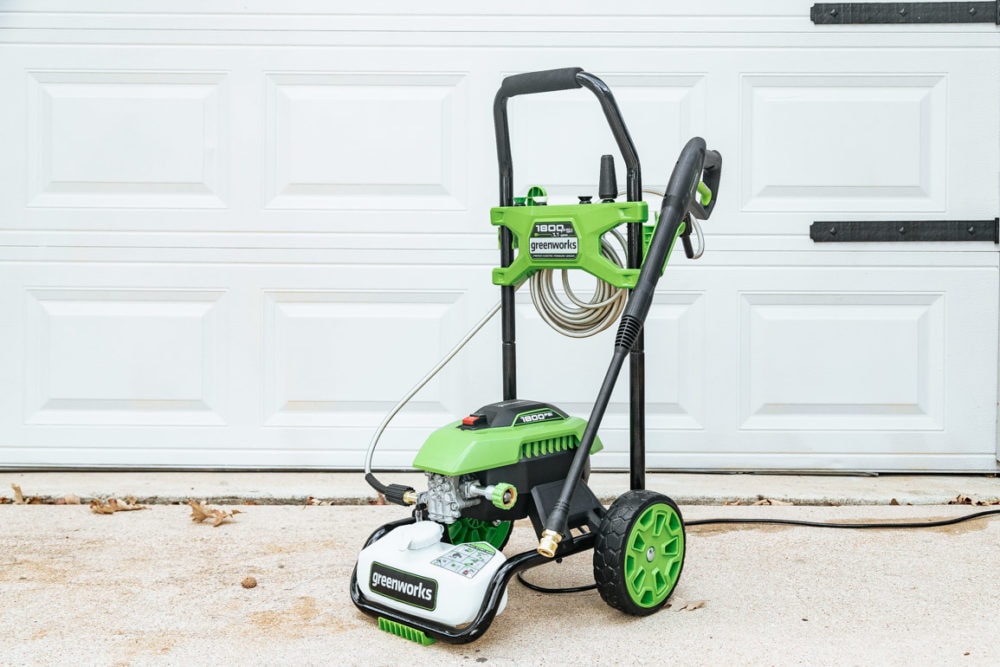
[445,517,512,550]
[593,489,686,616]
[623,502,684,609]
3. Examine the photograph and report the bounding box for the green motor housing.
[412,399,602,524]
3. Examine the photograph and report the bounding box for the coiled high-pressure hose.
[528,228,628,338]
[526,188,704,338]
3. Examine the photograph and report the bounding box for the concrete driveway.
[2,480,999,665]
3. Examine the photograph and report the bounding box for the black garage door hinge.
[811,219,1000,242]
[812,2,1000,23]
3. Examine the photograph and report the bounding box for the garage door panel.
[24,288,227,426]
[262,289,471,427]
[26,70,229,209]
[264,72,469,211]
[741,74,946,213]
[739,291,944,431]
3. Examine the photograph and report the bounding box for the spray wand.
[537,136,722,557]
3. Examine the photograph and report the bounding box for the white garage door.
[1,1,998,471]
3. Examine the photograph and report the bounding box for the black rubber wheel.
[593,489,686,616]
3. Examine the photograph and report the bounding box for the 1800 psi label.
[529,222,578,259]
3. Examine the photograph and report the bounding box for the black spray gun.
[538,136,722,557]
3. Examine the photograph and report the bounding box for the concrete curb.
[5,471,999,506]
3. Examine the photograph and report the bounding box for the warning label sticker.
[431,543,496,579]
[529,222,578,259]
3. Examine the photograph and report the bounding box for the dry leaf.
[188,500,241,527]
[949,494,1000,506]
[10,483,42,505]
[89,497,148,514]
[723,499,742,506]
[753,498,793,506]
[677,600,706,611]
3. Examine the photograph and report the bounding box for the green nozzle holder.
[490,200,648,288]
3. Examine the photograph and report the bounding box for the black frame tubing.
[491,68,647,489]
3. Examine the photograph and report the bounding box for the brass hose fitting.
[537,529,562,558]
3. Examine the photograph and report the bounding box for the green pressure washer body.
[351,67,722,645]
[411,399,602,547]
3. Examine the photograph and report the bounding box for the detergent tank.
[355,521,508,628]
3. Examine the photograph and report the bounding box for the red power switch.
[462,414,486,428]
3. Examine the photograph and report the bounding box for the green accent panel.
[642,217,686,276]
[490,200,648,288]
[412,416,602,476]
[447,518,512,549]
[624,502,685,609]
[377,617,435,645]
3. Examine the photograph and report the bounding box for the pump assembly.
[350,67,722,644]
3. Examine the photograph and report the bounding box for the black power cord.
[685,507,1000,530]
[516,572,596,594]
[516,507,1000,595]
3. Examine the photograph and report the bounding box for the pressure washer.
[350,67,722,644]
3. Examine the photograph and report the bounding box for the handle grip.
[497,67,583,99]
[493,68,642,206]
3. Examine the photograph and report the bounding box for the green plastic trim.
[412,416,603,476]
[490,483,517,510]
[377,617,436,645]
[696,180,712,206]
[624,502,685,609]
[642,216,686,276]
[491,200,648,288]
[447,518,512,549]
[525,185,547,205]
[520,434,578,459]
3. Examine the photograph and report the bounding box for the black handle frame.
[493,68,645,417]
[493,68,643,206]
